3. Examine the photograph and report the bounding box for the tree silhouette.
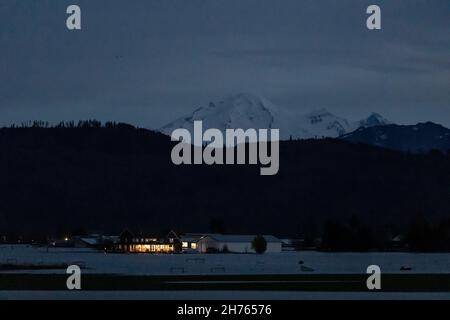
[252,235,267,254]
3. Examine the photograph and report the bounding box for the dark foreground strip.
[0,273,450,292]
[0,300,448,320]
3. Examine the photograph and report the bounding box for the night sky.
[1,0,449,128]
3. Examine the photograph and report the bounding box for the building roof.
[79,237,99,245]
[202,234,281,243]
[392,234,404,242]
[180,236,203,242]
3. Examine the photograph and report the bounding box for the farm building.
[180,234,202,251]
[196,234,282,253]
[110,230,182,254]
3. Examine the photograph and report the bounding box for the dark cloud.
[1,0,449,128]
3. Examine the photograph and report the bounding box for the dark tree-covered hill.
[342,122,450,153]
[0,123,449,238]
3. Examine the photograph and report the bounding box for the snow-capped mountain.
[161,93,280,136]
[290,109,352,139]
[160,93,391,140]
[355,112,391,129]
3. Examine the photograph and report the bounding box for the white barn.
[196,234,282,253]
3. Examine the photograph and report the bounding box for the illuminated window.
[182,241,188,248]
[191,243,197,249]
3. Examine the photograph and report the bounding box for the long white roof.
[202,234,281,243]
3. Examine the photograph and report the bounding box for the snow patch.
[160,93,391,140]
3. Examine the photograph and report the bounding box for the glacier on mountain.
[160,93,391,140]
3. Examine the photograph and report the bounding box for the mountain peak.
[161,94,393,140]
[357,112,390,128]
[343,121,450,153]
[305,108,332,117]
[161,93,278,135]
[213,93,273,112]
